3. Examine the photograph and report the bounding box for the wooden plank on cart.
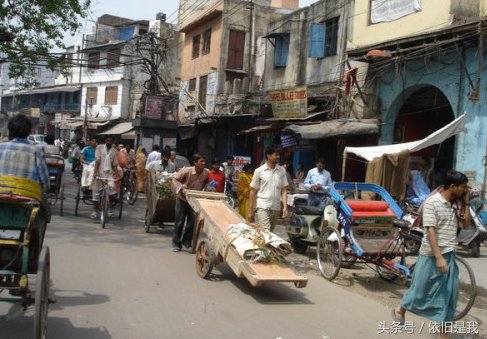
[186,196,308,288]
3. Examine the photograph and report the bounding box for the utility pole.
[83,99,92,141]
[247,0,254,93]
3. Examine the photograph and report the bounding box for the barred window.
[86,87,98,105]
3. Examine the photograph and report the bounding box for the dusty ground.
[274,224,487,338]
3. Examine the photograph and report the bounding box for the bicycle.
[94,176,123,228]
[120,168,138,205]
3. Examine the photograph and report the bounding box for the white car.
[28,134,45,145]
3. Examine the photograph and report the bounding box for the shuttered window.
[227,30,245,69]
[308,24,325,58]
[274,35,289,68]
[198,75,207,111]
[88,52,100,69]
[107,48,120,68]
[86,87,97,105]
[202,29,211,55]
[307,17,339,58]
[192,35,200,59]
[104,86,118,105]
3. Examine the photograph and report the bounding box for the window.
[107,48,120,68]
[202,29,212,55]
[227,30,245,69]
[192,35,200,59]
[188,78,196,92]
[88,52,100,69]
[104,86,118,105]
[198,75,207,111]
[274,35,289,68]
[307,17,339,58]
[86,87,97,105]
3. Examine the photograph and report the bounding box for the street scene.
[2,0,487,339]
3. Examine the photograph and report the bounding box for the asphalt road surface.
[1,167,485,339]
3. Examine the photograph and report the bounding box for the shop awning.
[98,122,134,135]
[121,130,136,140]
[65,121,84,129]
[287,119,379,139]
[343,113,466,161]
[238,124,282,135]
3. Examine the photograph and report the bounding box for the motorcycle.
[286,197,323,254]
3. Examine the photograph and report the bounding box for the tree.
[0,0,90,78]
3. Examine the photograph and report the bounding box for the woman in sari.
[135,146,147,192]
[237,163,253,221]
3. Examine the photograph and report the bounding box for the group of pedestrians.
[0,114,474,339]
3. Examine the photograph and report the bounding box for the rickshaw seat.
[345,199,396,218]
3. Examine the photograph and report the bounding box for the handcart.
[318,182,477,320]
[144,171,175,233]
[45,154,65,216]
[0,175,52,338]
[186,190,308,288]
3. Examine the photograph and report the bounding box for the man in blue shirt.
[81,138,97,164]
[303,157,333,209]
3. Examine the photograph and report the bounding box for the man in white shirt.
[146,149,176,174]
[146,144,161,169]
[248,145,288,232]
[303,157,333,209]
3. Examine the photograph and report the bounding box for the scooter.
[457,194,487,257]
[286,197,323,253]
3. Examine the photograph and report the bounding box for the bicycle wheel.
[455,255,477,320]
[316,226,342,280]
[127,178,138,205]
[100,190,109,228]
[34,247,50,339]
[226,196,235,209]
[118,188,124,220]
[74,181,81,216]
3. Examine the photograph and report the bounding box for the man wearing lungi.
[393,170,470,338]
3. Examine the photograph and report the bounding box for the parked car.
[28,134,45,145]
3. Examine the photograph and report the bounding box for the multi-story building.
[346,0,487,188]
[177,0,298,162]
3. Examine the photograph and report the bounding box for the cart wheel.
[34,247,50,339]
[195,240,215,279]
[316,226,342,280]
[74,182,81,216]
[144,208,151,233]
[100,190,109,228]
[118,188,124,220]
[59,180,64,217]
[294,280,307,288]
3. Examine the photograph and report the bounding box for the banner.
[270,86,307,119]
[233,155,252,180]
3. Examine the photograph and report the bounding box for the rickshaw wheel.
[74,182,81,216]
[195,240,215,279]
[59,180,64,217]
[34,247,50,339]
[144,209,151,233]
[316,226,342,281]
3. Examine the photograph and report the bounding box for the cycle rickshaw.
[318,182,477,320]
[0,175,51,338]
[45,154,65,216]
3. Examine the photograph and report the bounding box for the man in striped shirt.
[393,170,470,338]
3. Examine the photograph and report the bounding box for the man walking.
[146,144,161,168]
[171,154,210,253]
[303,158,333,209]
[392,170,470,339]
[248,145,289,232]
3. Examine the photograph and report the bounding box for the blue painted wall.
[376,42,487,185]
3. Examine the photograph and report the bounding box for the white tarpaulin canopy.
[344,113,466,161]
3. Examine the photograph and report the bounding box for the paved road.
[0,167,485,339]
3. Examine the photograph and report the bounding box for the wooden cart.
[144,171,175,232]
[186,190,308,288]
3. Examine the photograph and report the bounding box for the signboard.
[269,86,307,119]
[280,134,297,148]
[145,96,164,119]
[163,137,176,149]
[232,155,252,180]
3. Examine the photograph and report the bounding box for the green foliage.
[156,181,175,200]
[0,0,90,78]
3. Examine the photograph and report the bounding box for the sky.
[64,0,319,46]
